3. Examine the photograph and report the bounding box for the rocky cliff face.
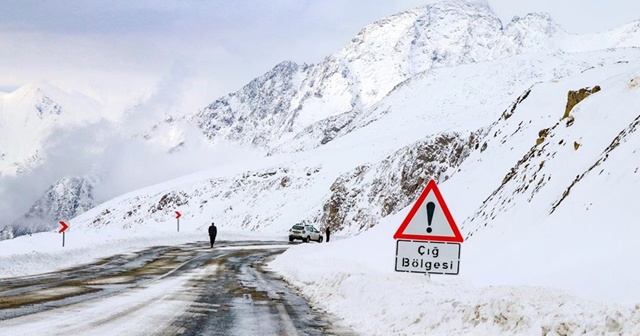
[313,130,484,233]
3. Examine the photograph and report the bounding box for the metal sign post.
[175,211,182,232]
[59,221,69,247]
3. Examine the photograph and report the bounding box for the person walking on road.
[325,226,330,243]
[208,222,217,248]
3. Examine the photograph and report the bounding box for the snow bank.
[268,212,640,335]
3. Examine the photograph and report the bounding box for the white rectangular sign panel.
[395,240,461,275]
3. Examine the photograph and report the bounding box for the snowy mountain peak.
[0,81,103,175]
[507,11,561,35]
[193,59,310,146]
[3,82,66,119]
[7,81,69,102]
[190,0,640,153]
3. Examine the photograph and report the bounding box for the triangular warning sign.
[393,179,463,243]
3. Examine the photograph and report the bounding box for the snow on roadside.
[0,228,280,278]
[0,264,211,335]
[268,212,640,336]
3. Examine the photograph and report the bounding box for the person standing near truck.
[325,226,330,243]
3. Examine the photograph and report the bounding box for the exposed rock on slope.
[552,111,640,213]
[456,68,640,239]
[71,166,325,233]
[68,130,482,236]
[314,131,484,232]
[563,86,601,119]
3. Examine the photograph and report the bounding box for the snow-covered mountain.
[191,1,640,154]
[6,1,640,243]
[0,80,213,237]
[0,82,102,175]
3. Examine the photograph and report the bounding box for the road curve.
[0,241,356,336]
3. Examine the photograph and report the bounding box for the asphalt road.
[0,241,356,335]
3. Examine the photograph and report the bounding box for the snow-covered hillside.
[191,1,640,154]
[266,60,640,335]
[67,49,640,239]
[450,62,640,303]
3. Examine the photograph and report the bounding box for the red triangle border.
[393,179,464,243]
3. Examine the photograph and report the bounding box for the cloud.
[0,67,262,229]
[0,120,108,227]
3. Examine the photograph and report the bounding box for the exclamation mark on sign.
[426,202,435,233]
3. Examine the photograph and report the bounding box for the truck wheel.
[318,236,323,243]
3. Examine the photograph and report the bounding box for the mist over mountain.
[0,176,96,239]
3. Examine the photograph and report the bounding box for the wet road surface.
[0,241,356,335]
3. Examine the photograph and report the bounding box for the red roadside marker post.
[59,221,69,247]
[175,211,181,232]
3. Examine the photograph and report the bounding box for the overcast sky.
[1,0,639,111]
